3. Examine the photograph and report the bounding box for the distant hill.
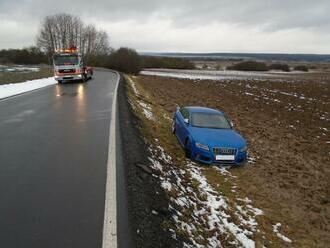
[141,52,330,62]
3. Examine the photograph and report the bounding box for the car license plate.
[216,155,235,161]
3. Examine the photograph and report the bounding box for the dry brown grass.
[0,67,53,85]
[132,73,330,247]
[125,74,307,247]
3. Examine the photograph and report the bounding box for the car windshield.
[191,112,231,129]
[53,55,78,65]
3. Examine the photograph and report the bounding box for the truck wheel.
[81,74,87,83]
[58,80,63,84]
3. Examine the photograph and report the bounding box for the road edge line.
[102,70,120,248]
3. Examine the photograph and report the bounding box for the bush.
[227,61,268,71]
[142,56,195,70]
[86,54,110,67]
[106,47,142,74]
[294,65,309,72]
[268,63,290,72]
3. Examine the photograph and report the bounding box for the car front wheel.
[171,120,176,134]
[185,139,192,159]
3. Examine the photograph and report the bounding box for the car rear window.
[191,113,231,129]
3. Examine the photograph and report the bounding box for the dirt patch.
[135,74,330,247]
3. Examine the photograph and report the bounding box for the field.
[127,71,329,247]
[0,66,52,85]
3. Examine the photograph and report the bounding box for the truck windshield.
[191,113,231,129]
[53,55,78,65]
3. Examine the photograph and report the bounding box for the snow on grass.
[138,101,154,120]
[148,156,163,171]
[163,113,172,121]
[161,180,173,191]
[0,77,56,99]
[127,76,139,95]
[244,90,284,104]
[140,69,296,82]
[127,76,155,120]
[189,165,257,248]
[247,156,257,164]
[0,65,40,73]
[147,143,269,248]
[273,223,292,243]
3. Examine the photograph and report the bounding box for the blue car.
[172,106,247,165]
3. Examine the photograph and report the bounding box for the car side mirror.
[230,121,234,128]
[184,118,189,124]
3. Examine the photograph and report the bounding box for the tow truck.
[53,47,93,84]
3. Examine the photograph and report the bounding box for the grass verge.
[0,67,52,85]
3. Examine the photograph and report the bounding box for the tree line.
[0,13,194,74]
[227,61,310,72]
[0,13,111,66]
[37,13,111,60]
[0,47,48,65]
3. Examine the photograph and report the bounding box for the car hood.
[190,127,246,148]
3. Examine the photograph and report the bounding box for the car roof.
[184,106,224,115]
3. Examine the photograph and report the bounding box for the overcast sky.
[1,0,330,53]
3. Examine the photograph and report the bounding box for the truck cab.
[53,48,93,84]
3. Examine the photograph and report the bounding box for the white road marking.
[102,71,120,248]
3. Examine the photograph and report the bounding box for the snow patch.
[273,223,292,243]
[128,76,155,120]
[147,144,270,247]
[0,65,40,72]
[127,76,139,95]
[138,101,154,120]
[0,77,56,99]
[141,69,294,82]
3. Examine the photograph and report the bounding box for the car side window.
[180,108,190,119]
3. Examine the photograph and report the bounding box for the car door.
[175,109,184,143]
[177,108,190,145]
[181,109,190,144]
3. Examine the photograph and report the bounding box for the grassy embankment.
[124,75,297,247]
[0,67,53,85]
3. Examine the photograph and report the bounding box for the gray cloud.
[0,0,330,52]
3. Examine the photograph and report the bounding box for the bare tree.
[36,13,111,57]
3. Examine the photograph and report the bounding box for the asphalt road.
[0,70,120,248]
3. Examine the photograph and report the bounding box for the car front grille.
[214,160,236,165]
[59,68,76,73]
[213,147,237,155]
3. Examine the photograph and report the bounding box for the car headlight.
[240,145,247,152]
[196,142,209,151]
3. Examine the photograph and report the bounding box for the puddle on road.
[56,92,78,97]
[1,109,36,125]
